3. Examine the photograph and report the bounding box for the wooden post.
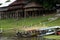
[32,11,34,17]
[1,12,3,19]
[16,11,18,20]
[32,11,33,17]
[39,10,40,16]
[0,13,1,19]
[24,10,26,18]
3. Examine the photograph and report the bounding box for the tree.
[29,0,59,9]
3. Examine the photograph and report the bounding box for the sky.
[0,0,15,7]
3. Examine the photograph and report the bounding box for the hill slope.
[0,14,60,29]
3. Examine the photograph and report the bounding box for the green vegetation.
[30,0,60,9]
[44,35,60,39]
[47,18,60,26]
[0,14,60,29]
[0,15,53,29]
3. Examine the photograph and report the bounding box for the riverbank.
[0,36,44,40]
[0,13,60,37]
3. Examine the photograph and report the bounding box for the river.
[0,36,45,40]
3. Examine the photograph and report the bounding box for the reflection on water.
[0,37,15,40]
[16,37,44,40]
[1,36,58,40]
[0,37,44,40]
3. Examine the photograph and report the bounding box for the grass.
[47,18,60,26]
[0,16,51,29]
[44,35,60,39]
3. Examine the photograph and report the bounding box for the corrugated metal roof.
[9,0,27,6]
[0,0,16,7]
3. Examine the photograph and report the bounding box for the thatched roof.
[0,0,15,7]
[24,2,43,11]
[9,0,27,6]
[24,2,43,8]
[8,0,27,11]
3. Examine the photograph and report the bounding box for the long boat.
[16,26,60,37]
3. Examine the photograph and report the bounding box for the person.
[0,31,2,37]
[16,32,22,37]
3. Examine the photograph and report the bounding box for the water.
[0,37,44,40]
[0,36,57,40]
[0,37,15,40]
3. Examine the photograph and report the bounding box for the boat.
[16,26,60,37]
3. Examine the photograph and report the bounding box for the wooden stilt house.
[24,2,44,18]
[0,0,44,19]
